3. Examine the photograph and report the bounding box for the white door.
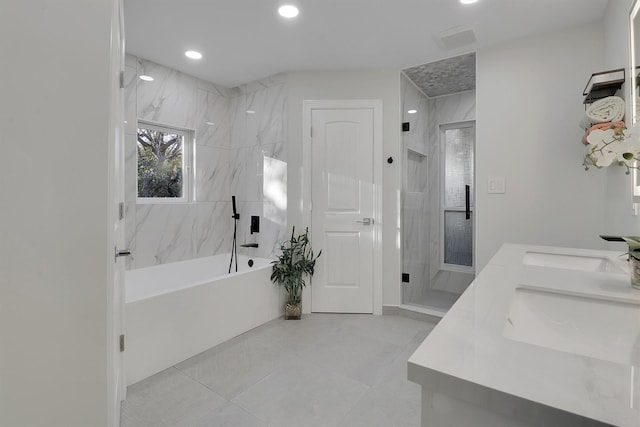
[108,0,126,425]
[310,108,375,313]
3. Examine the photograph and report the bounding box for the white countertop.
[408,244,640,427]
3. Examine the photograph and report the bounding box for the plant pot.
[285,303,302,320]
[630,257,640,290]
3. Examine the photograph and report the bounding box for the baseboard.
[397,305,443,324]
[382,305,400,315]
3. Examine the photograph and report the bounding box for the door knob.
[356,218,373,225]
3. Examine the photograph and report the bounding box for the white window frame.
[136,120,195,204]
[439,121,476,274]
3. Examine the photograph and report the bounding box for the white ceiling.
[124,0,609,89]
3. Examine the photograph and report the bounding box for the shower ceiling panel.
[403,53,476,98]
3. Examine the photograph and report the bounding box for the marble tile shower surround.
[402,76,429,156]
[403,192,431,304]
[124,54,287,269]
[402,75,431,303]
[401,73,476,305]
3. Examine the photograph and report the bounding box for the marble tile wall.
[124,55,287,269]
[401,75,429,157]
[228,74,288,260]
[401,75,430,304]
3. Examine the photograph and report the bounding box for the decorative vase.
[285,303,302,320]
[630,257,640,290]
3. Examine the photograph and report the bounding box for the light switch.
[488,177,506,194]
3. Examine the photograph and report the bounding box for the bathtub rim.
[125,254,275,303]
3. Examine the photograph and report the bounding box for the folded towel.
[586,96,625,124]
[582,121,625,145]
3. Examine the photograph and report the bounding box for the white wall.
[0,1,113,426]
[603,0,634,69]
[476,24,608,269]
[286,70,402,310]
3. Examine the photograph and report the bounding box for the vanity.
[408,244,640,426]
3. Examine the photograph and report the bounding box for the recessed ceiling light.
[205,121,215,126]
[459,0,479,4]
[246,110,256,114]
[278,4,299,18]
[139,75,154,81]
[408,110,418,114]
[185,50,203,60]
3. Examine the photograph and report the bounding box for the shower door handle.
[465,185,471,220]
[356,218,373,225]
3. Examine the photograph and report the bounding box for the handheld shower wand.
[232,195,238,220]
[228,196,240,274]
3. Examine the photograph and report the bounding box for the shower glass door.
[442,123,474,271]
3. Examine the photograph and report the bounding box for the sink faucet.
[599,235,625,242]
[599,235,629,260]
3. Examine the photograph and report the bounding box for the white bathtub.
[125,253,284,385]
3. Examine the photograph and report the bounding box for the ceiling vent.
[437,26,477,50]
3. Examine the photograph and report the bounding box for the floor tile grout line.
[168,364,242,408]
[230,399,271,426]
[230,351,374,427]
[334,371,381,427]
[124,314,434,427]
[129,365,272,426]
[184,375,271,425]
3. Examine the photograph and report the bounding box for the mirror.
[631,0,640,204]
[631,0,640,124]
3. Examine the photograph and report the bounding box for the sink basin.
[503,287,640,365]
[522,251,625,273]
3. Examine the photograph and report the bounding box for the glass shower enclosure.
[401,119,476,314]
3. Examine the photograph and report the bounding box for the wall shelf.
[583,68,625,104]
[407,146,427,157]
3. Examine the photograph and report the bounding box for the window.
[136,122,192,202]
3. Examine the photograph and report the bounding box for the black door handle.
[465,185,470,220]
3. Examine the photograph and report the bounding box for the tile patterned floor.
[121,313,437,427]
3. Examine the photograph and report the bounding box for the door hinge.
[119,202,125,220]
[119,70,125,89]
[119,334,125,352]
[310,127,313,138]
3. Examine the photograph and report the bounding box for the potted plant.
[270,226,321,319]
[622,236,640,290]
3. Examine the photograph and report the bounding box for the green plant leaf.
[623,236,640,251]
[270,227,322,301]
